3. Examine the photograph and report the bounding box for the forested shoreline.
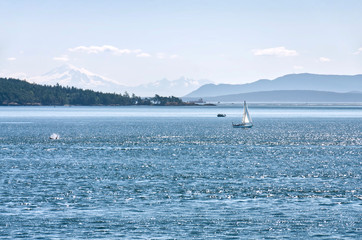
[0,78,191,106]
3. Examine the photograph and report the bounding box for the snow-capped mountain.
[128,77,212,97]
[29,64,126,93]
[29,64,212,97]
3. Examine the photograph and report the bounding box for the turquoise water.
[0,106,361,239]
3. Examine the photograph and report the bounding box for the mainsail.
[242,101,252,124]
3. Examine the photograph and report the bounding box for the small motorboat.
[217,114,226,117]
[49,133,60,140]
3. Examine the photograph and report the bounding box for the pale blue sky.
[1,0,361,85]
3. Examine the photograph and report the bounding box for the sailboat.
[232,101,253,128]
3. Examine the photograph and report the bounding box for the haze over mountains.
[29,64,210,97]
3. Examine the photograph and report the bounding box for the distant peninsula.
[0,78,192,106]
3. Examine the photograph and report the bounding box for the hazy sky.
[1,0,362,86]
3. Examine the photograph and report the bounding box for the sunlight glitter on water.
[0,106,361,239]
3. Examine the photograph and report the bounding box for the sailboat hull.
[232,123,253,128]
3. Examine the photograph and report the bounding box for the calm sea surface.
[0,105,361,239]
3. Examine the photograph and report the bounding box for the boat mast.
[242,101,247,124]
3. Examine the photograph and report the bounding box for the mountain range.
[128,77,210,97]
[28,65,362,102]
[29,64,210,97]
[184,73,362,98]
[182,73,362,103]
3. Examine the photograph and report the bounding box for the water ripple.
[0,115,361,239]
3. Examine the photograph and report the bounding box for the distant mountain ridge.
[184,73,362,98]
[194,90,362,103]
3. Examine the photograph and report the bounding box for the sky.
[1,0,362,86]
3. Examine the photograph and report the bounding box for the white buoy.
[49,133,60,140]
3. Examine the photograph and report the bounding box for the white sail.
[245,108,252,124]
[242,101,252,124]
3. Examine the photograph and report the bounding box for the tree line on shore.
[0,78,190,106]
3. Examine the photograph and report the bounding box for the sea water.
[0,105,361,239]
